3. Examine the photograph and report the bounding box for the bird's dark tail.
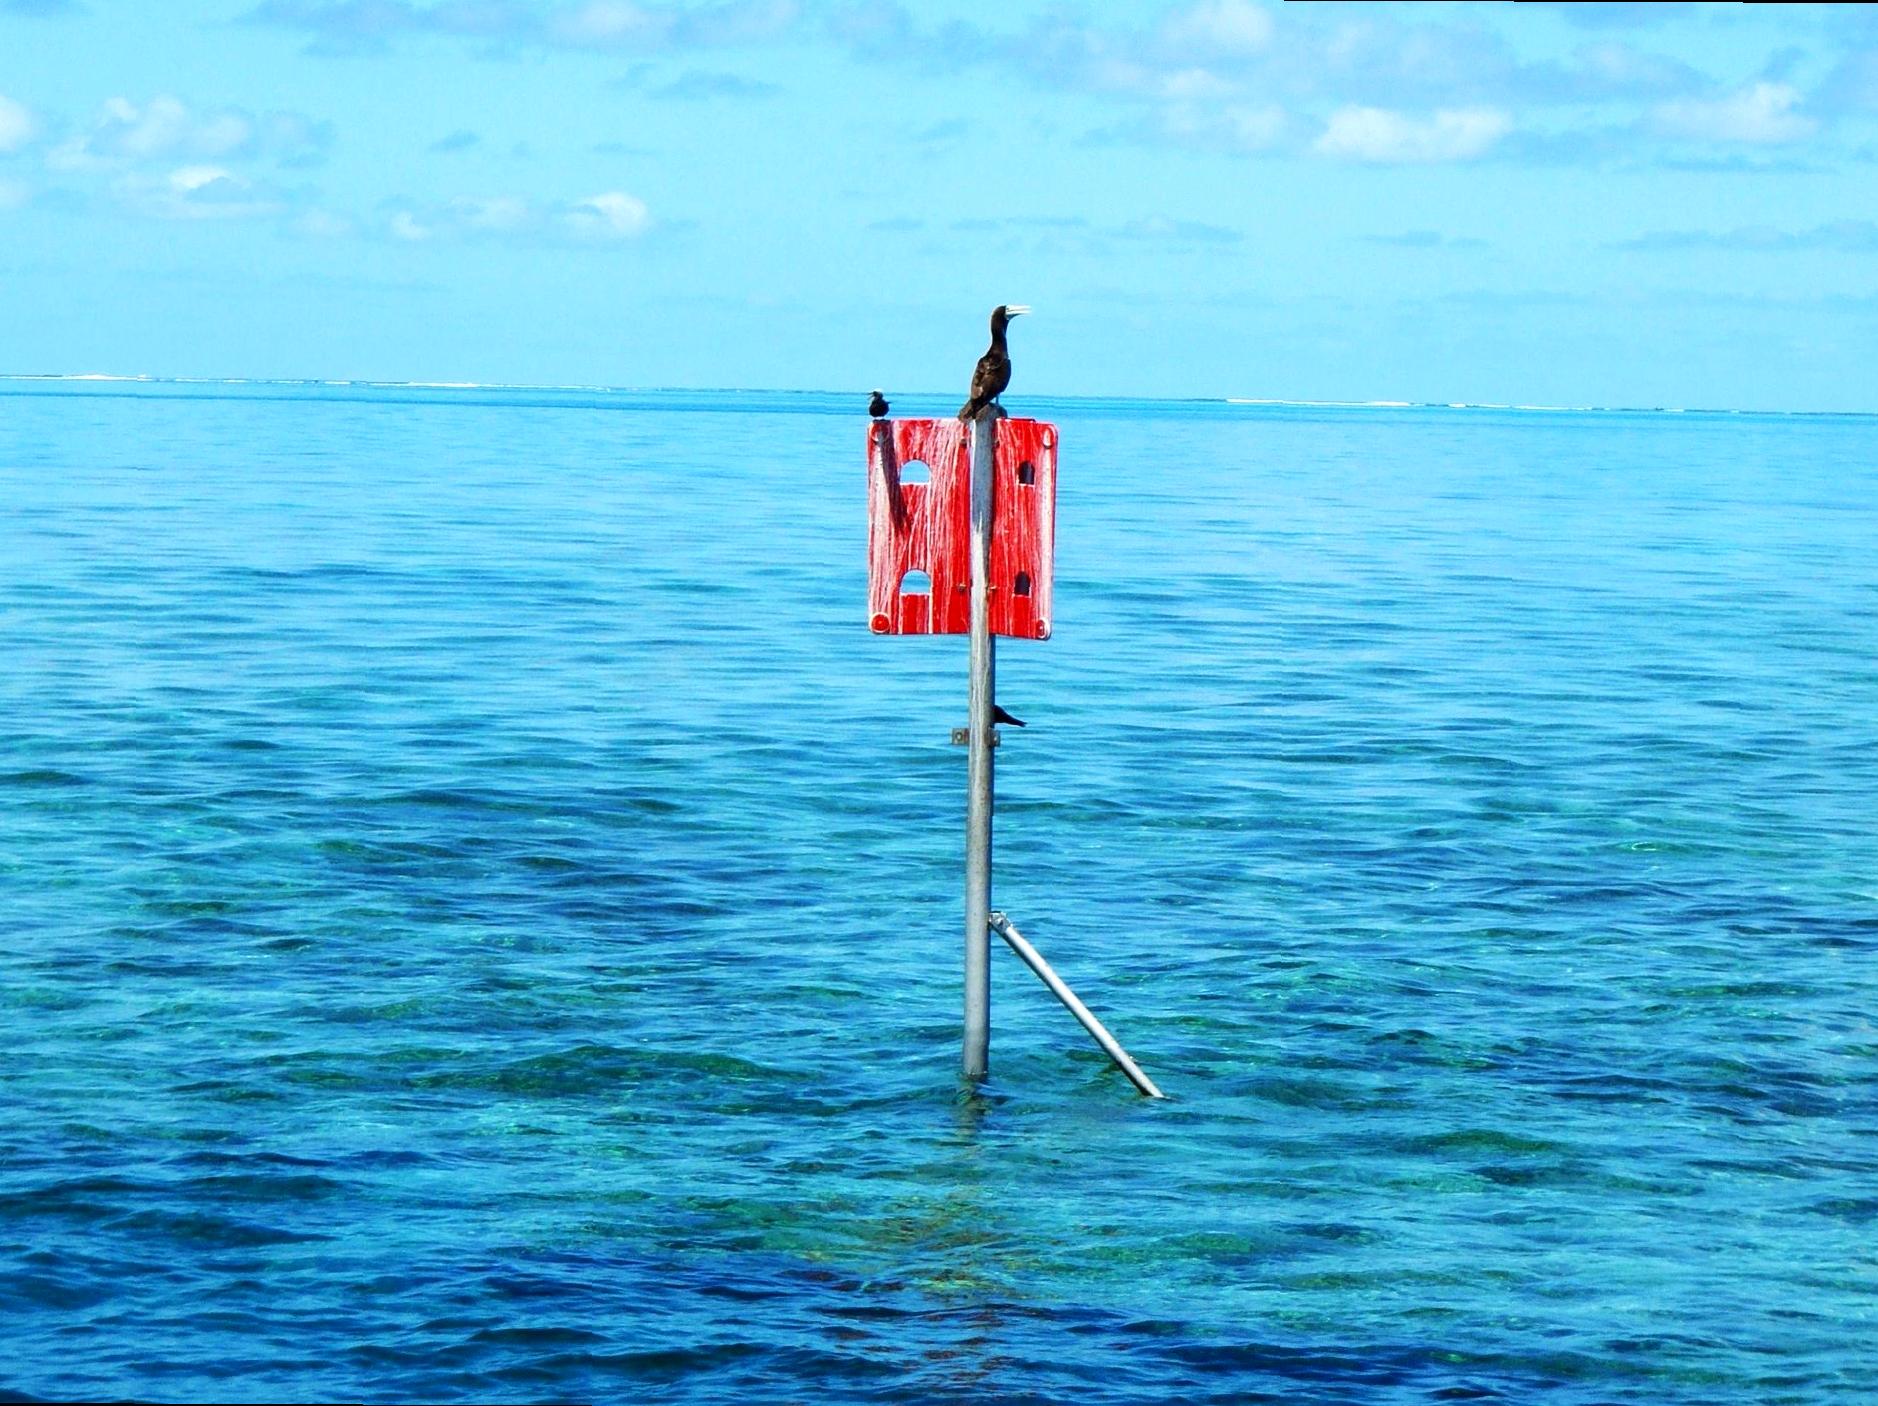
[957,397,984,422]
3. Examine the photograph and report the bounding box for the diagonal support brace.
[989,911,1167,1099]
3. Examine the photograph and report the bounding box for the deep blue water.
[2,380,1875,1403]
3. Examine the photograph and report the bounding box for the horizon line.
[1,372,1872,421]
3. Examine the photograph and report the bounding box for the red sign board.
[866,418,1058,639]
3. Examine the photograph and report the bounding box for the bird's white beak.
[1005,305,1031,317]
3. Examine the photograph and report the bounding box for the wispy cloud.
[1650,81,1814,144]
[49,95,333,171]
[649,69,779,100]
[1650,150,1828,175]
[822,3,1751,167]
[907,117,968,150]
[1520,2,1699,30]
[21,94,339,228]
[114,164,292,221]
[564,189,650,238]
[923,211,1239,255]
[1112,101,1288,156]
[950,216,1089,234]
[294,208,356,238]
[1362,230,1488,250]
[1155,0,1272,60]
[248,0,799,55]
[1614,220,1878,253]
[0,94,38,153]
[552,0,795,49]
[1314,106,1511,163]
[1534,40,1710,103]
[235,0,1844,173]
[1815,47,1878,116]
[955,5,1298,158]
[18,91,660,246]
[1113,215,1241,243]
[382,188,652,244]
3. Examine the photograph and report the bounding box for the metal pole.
[963,410,996,1082]
[989,911,1167,1099]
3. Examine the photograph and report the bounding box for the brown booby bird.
[868,389,889,418]
[957,304,1029,421]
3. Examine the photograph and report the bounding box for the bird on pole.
[868,389,889,418]
[957,304,1029,421]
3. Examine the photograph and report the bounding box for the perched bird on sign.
[868,389,889,418]
[957,304,1028,421]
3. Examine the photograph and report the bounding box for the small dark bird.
[991,703,1026,728]
[868,389,889,418]
[957,304,1029,421]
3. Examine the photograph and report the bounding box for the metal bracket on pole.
[988,911,1167,1099]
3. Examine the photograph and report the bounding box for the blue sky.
[2,0,1876,410]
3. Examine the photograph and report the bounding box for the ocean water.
[2,380,1874,1404]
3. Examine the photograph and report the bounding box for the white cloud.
[1314,105,1510,163]
[296,208,355,238]
[115,164,288,220]
[1114,215,1242,243]
[564,190,649,239]
[252,110,335,167]
[649,69,781,101]
[1651,82,1814,144]
[551,0,666,46]
[1615,220,1878,253]
[1563,40,1705,101]
[1158,0,1272,59]
[49,95,331,171]
[1156,67,1237,103]
[0,94,38,152]
[169,163,235,192]
[455,195,531,231]
[53,96,241,167]
[547,0,796,49]
[826,6,1780,167]
[380,189,652,244]
[1150,101,1288,153]
[258,0,799,53]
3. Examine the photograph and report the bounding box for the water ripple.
[2,386,1874,1401]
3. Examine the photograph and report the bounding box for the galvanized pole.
[962,410,996,1081]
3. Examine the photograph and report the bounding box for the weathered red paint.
[983,418,1057,641]
[867,418,1058,639]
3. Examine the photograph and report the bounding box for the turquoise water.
[2,381,1874,1403]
